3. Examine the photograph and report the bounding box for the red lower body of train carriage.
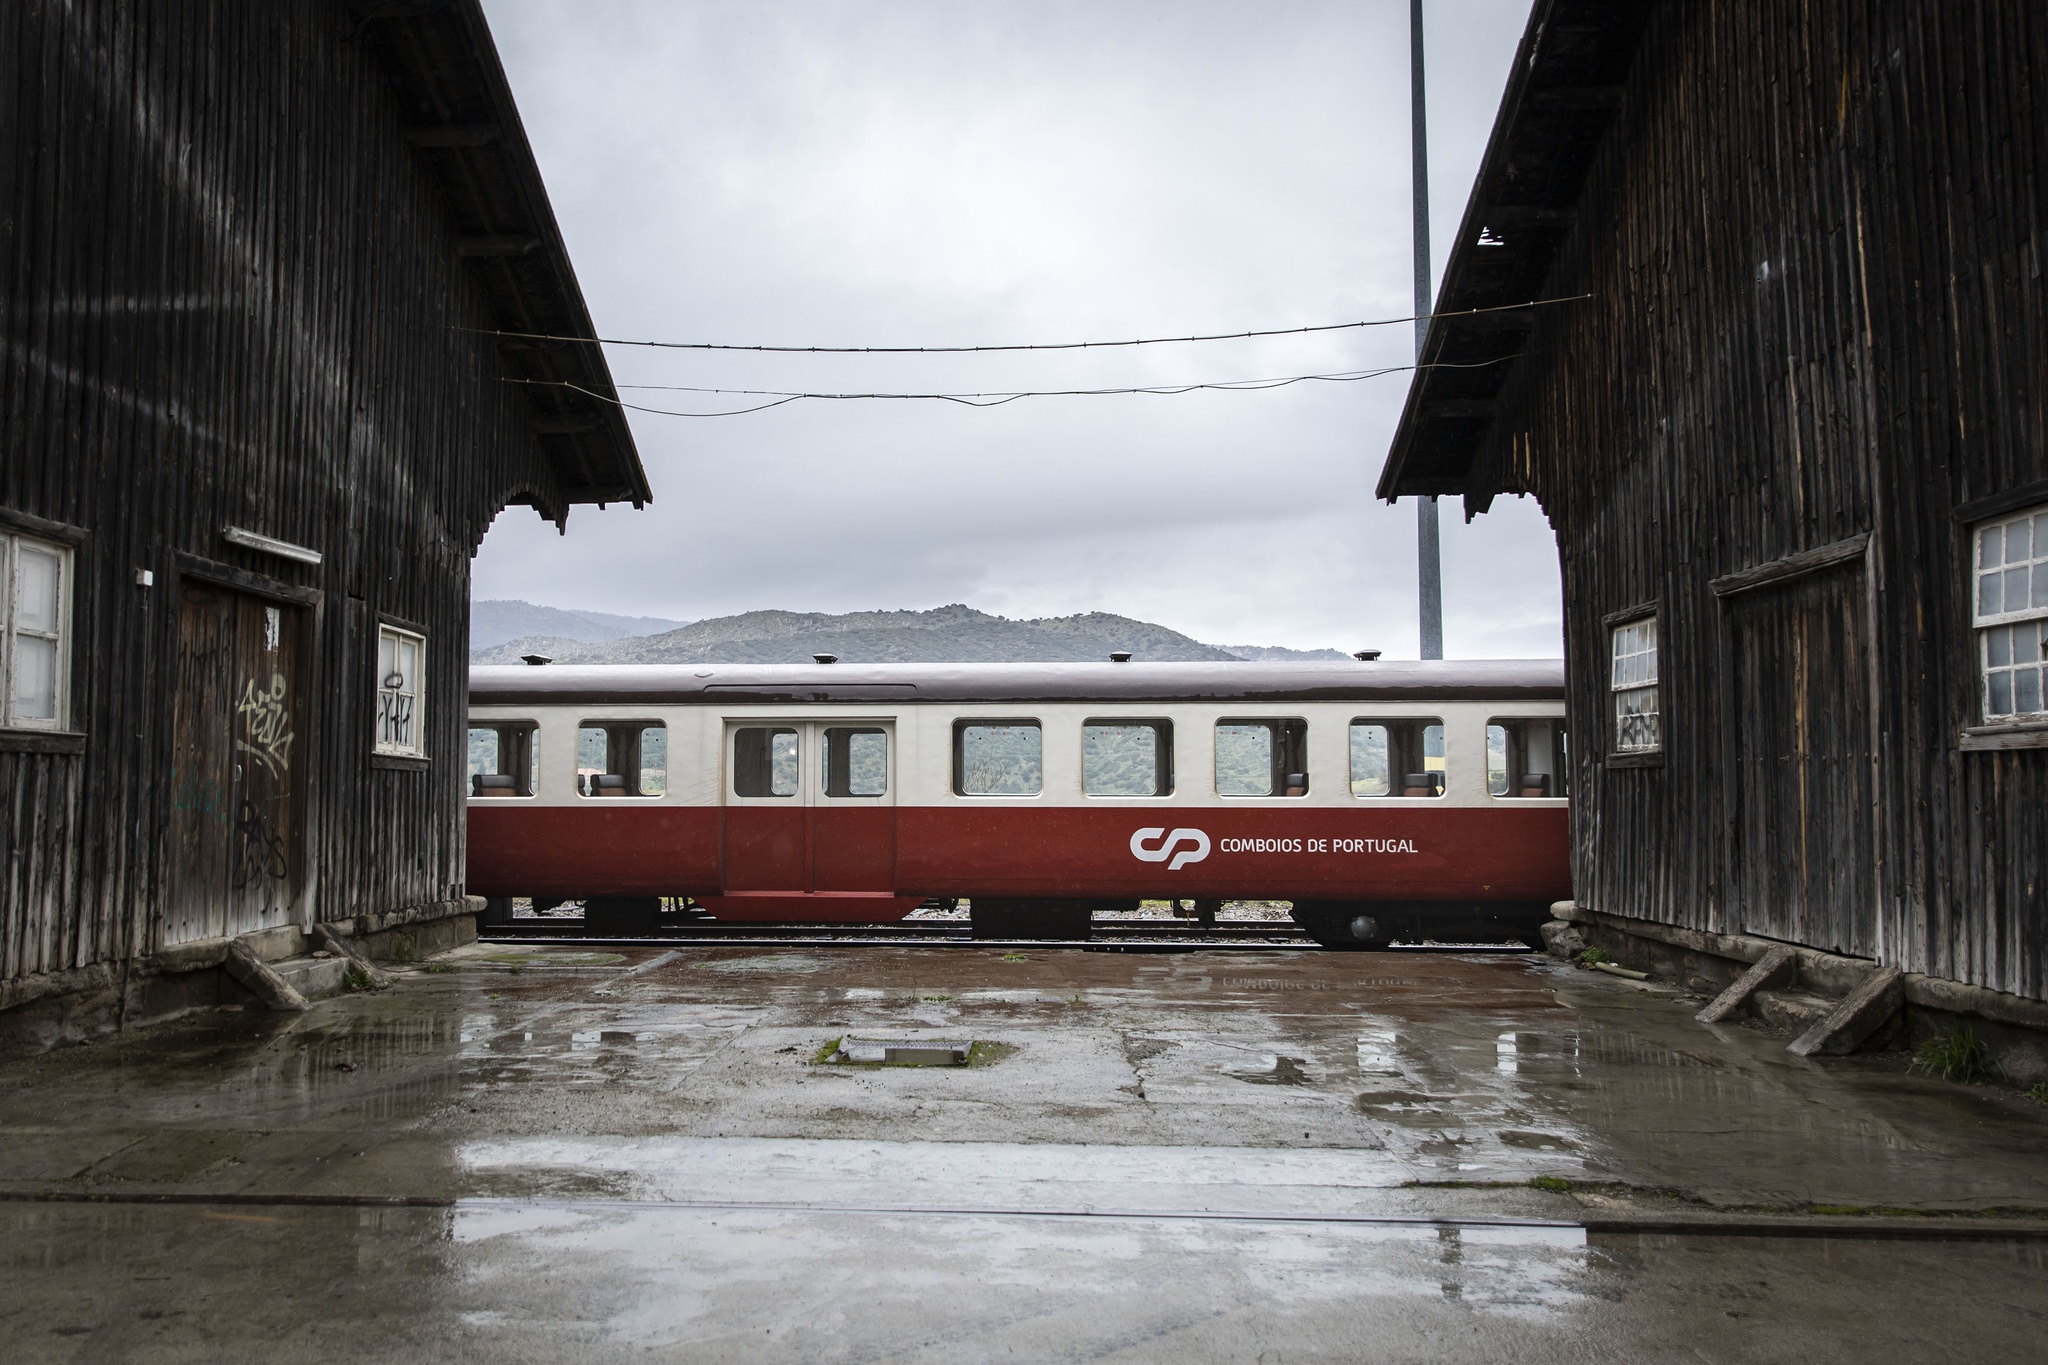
[466,801,1571,946]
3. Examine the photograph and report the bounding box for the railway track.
[477,918,1536,953]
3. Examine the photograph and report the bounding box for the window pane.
[2008,517,2033,564]
[15,547,59,633]
[1988,670,2014,717]
[12,635,56,719]
[1486,724,1509,796]
[2034,563,2048,612]
[958,724,1041,795]
[1215,723,1273,796]
[2016,666,2043,716]
[734,727,799,797]
[825,728,888,797]
[468,727,500,783]
[2017,627,2043,666]
[639,725,667,796]
[1349,723,1390,796]
[2006,567,2030,613]
[1981,524,2003,569]
[1987,625,2012,667]
[1980,571,2003,617]
[1082,723,1162,796]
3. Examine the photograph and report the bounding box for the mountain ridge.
[468,603,1353,665]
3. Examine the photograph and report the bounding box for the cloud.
[475,0,1554,657]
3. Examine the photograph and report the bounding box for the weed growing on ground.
[420,962,456,974]
[1575,946,1610,968]
[920,994,955,1003]
[1910,1024,2003,1085]
[2024,1082,2048,1105]
[1528,1176,1572,1193]
[1000,953,1027,963]
[391,938,422,965]
[342,964,376,993]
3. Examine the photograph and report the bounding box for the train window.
[734,726,799,798]
[1487,718,1568,797]
[467,722,536,797]
[576,722,666,797]
[954,721,1042,796]
[1350,718,1444,797]
[824,727,888,797]
[1216,719,1308,797]
[1082,720,1173,797]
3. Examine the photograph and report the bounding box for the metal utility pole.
[1410,0,1444,660]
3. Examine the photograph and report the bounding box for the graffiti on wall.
[236,672,294,778]
[232,798,289,888]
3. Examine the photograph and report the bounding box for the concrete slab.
[2,944,2045,1359]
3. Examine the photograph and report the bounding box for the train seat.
[1402,771,1441,797]
[471,773,518,797]
[1518,773,1553,798]
[592,774,630,797]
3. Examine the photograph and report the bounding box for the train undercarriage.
[479,895,1552,949]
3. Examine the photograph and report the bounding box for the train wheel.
[1289,902,1393,951]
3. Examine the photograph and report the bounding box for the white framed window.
[2,533,72,731]
[1611,617,1659,753]
[374,624,426,757]
[1974,504,2048,722]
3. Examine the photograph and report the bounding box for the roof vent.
[813,653,838,664]
[1109,651,1133,663]
[520,654,552,666]
[1353,650,1382,662]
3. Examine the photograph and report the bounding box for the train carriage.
[465,658,1571,947]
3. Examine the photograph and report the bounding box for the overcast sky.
[472,0,1557,658]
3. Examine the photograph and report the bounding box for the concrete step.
[272,955,352,1002]
[1751,988,1836,1034]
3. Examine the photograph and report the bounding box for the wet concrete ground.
[3,943,2046,1360]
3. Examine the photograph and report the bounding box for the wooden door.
[1727,565,1876,956]
[167,582,305,945]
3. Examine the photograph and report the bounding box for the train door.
[719,720,900,910]
[167,581,307,945]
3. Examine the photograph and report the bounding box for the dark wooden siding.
[1448,1,2047,998]
[0,0,592,979]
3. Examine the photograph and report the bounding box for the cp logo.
[1130,826,1211,871]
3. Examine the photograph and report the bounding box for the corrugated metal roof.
[470,659,1566,706]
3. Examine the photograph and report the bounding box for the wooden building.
[1382,0,2047,1009]
[0,0,648,1046]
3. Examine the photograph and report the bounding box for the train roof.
[468,659,1565,707]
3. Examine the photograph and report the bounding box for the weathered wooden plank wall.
[0,0,582,982]
[1471,0,2047,998]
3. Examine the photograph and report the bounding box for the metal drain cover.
[834,1037,971,1066]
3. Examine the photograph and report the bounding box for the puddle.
[1238,1055,1314,1086]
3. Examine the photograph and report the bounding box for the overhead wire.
[506,356,1524,418]
[472,294,1587,355]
